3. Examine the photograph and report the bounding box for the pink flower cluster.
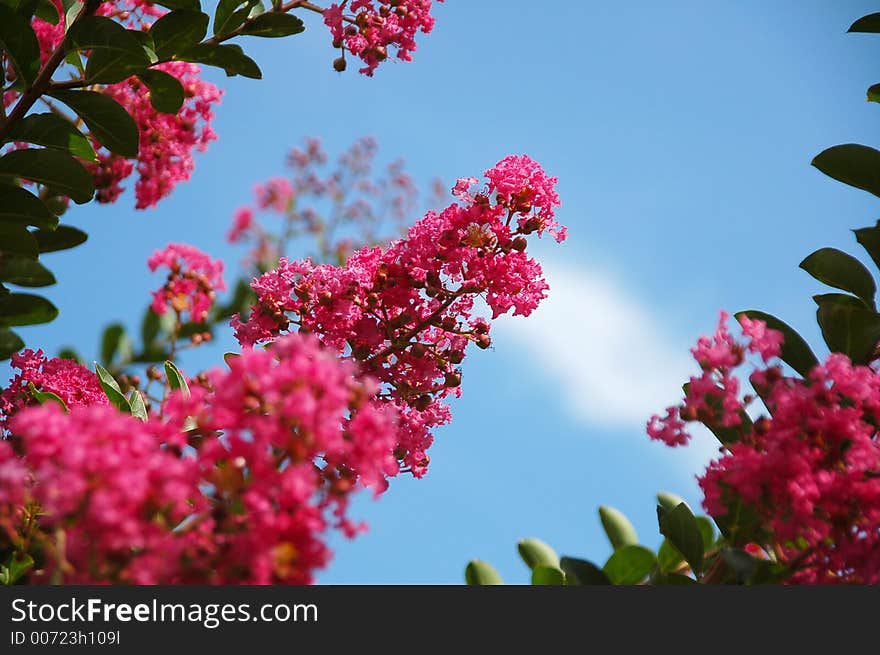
[0,349,108,430]
[649,312,880,583]
[148,243,226,322]
[0,333,403,583]
[97,62,221,209]
[233,155,566,476]
[228,137,434,268]
[324,0,442,75]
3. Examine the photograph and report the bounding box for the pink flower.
[148,243,225,322]
[323,1,442,76]
[227,207,254,243]
[254,177,294,212]
[738,315,783,362]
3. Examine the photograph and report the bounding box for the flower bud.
[445,371,462,387]
[475,334,491,349]
[333,56,347,72]
[512,236,528,252]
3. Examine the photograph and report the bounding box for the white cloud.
[495,257,695,430]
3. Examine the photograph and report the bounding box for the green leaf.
[33,225,88,253]
[602,545,657,585]
[0,553,34,584]
[849,13,880,33]
[0,148,94,204]
[33,0,59,24]
[149,10,208,59]
[27,381,67,411]
[129,389,148,421]
[517,538,559,570]
[0,184,58,230]
[815,298,880,363]
[0,327,24,359]
[141,308,161,347]
[657,539,685,573]
[854,220,880,271]
[137,69,185,114]
[4,113,97,162]
[0,256,55,287]
[598,505,639,550]
[0,293,58,326]
[720,548,760,583]
[241,12,304,37]
[812,144,880,199]
[164,359,190,398]
[656,492,689,513]
[799,247,876,309]
[94,361,132,413]
[531,565,565,586]
[696,516,716,550]
[654,572,698,585]
[559,557,611,585]
[0,224,38,258]
[214,0,256,36]
[153,0,201,10]
[868,84,880,104]
[464,560,503,585]
[0,5,40,85]
[658,502,704,573]
[178,43,261,78]
[68,16,151,83]
[57,347,81,362]
[713,496,763,546]
[100,322,127,364]
[812,293,867,309]
[48,89,140,158]
[734,311,818,378]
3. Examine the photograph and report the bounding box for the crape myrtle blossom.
[148,243,226,323]
[648,312,880,584]
[324,0,442,75]
[233,155,566,477]
[0,334,401,583]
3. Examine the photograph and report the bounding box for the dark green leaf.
[812,144,880,198]
[696,516,716,550]
[137,69,185,114]
[214,0,256,36]
[0,255,55,287]
[4,113,97,162]
[149,10,208,59]
[720,548,760,583]
[0,224,38,258]
[178,43,261,78]
[657,492,688,513]
[68,16,151,83]
[713,495,763,546]
[602,545,657,585]
[0,327,24,358]
[657,539,685,573]
[658,502,704,573]
[31,225,87,254]
[33,0,59,24]
[734,311,818,378]
[868,84,880,104]
[464,560,503,585]
[241,12,304,37]
[0,184,58,230]
[815,299,880,363]
[94,361,131,413]
[0,5,40,85]
[100,322,126,364]
[27,381,67,410]
[57,347,81,363]
[559,557,610,585]
[812,293,867,309]
[849,13,880,33]
[164,359,190,398]
[800,247,876,308]
[517,538,559,570]
[598,505,638,550]
[531,565,565,586]
[129,389,148,421]
[854,220,880,271]
[0,148,94,204]
[0,293,58,326]
[153,0,201,10]
[48,89,140,158]
[141,308,161,347]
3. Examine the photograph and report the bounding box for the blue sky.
[7,0,880,583]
